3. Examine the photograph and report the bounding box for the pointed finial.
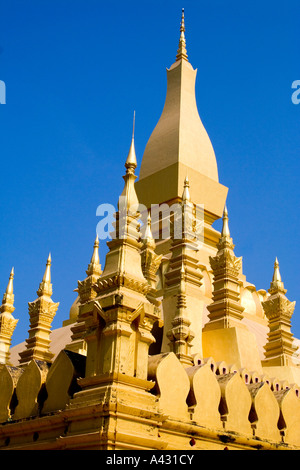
[43,253,52,283]
[86,234,102,276]
[125,112,137,170]
[182,175,191,203]
[269,257,286,294]
[143,212,156,248]
[132,110,135,139]
[37,253,53,297]
[91,234,100,264]
[1,267,15,308]
[0,267,18,363]
[180,259,185,276]
[272,257,281,283]
[221,205,231,238]
[6,267,14,295]
[176,8,188,62]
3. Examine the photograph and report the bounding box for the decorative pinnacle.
[143,212,156,248]
[176,8,188,62]
[43,253,51,283]
[1,267,15,308]
[221,206,231,238]
[37,253,53,297]
[86,234,102,276]
[6,267,14,296]
[269,257,286,294]
[92,234,100,263]
[273,257,281,283]
[182,175,191,203]
[217,205,235,252]
[0,266,18,344]
[125,111,137,170]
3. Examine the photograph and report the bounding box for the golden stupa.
[0,10,300,451]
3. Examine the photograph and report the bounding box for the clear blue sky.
[0,0,299,346]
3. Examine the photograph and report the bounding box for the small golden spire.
[0,267,18,364]
[143,212,155,248]
[221,206,231,238]
[217,205,235,252]
[43,253,51,283]
[37,253,53,297]
[273,257,281,282]
[119,114,140,218]
[1,267,15,309]
[176,8,188,62]
[91,234,100,265]
[5,267,14,296]
[125,111,137,170]
[86,234,102,276]
[19,254,59,366]
[269,257,286,294]
[182,175,191,203]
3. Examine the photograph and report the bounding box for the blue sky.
[0,0,299,346]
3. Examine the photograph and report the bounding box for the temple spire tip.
[5,267,14,296]
[273,257,282,283]
[182,174,191,203]
[221,205,230,238]
[176,8,188,62]
[125,113,138,170]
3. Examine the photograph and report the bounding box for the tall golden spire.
[176,8,188,62]
[119,114,139,220]
[136,7,227,222]
[0,267,18,364]
[102,123,147,280]
[19,254,59,366]
[78,125,161,384]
